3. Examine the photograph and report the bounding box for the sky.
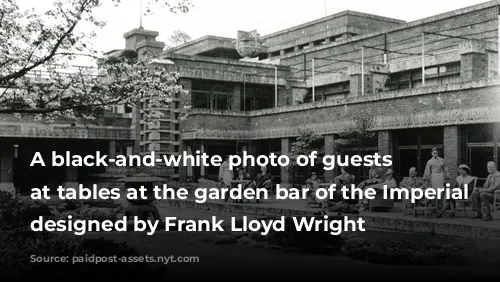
[91,0,490,51]
[20,0,491,63]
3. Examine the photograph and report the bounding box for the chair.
[267,184,276,203]
[494,190,500,211]
[305,185,321,208]
[455,177,477,216]
[402,199,415,216]
[414,199,438,219]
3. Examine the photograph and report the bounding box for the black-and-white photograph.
[1,0,500,280]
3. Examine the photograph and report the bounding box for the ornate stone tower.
[123,27,165,61]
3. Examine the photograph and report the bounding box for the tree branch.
[0,0,93,82]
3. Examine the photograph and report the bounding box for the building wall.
[279,3,499,79]
[182,83,500,137]
[167,36,237,56]
[262,12,404,51]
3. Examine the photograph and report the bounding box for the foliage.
[166,30,192,49]
[0,0,192,122]
[0,191,162,279]
[0,191,52,230]
[333,110,375,154]
[287,129,324,185]
[289,129,324,166]
[343,238,467,266]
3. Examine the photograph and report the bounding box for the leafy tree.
[166,30,191,49]
[0,0,192,122]
[288,129,324,187]
[333,110,375,154]
[333,110,376,179]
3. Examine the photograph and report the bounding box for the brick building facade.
[121,1,500,186]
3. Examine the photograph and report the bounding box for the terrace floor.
[156,191,500,240]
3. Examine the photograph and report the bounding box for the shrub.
[0,191,52,230]
[0,192,163,280]
[343,238,466,266]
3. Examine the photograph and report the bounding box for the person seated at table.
[251,165,273,203]
[437,164,474,218]
[399,167,423,210]
[358,164,385,189]
[361,169,397,211]
[233,167,251,203]
[413,177,443,217]
[326,168,357,214]
[334,167,355,187]
[235,167,251,181]
[470,161,500,221]
[304,172,325,207]
[373,169,397,189]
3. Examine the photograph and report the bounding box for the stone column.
[232,84,241,111]
[108,140,117,159]
[278,85,290,107]
[200,141,206,178]
[378,131,393,161]
[186,144,194,181]
[347,64,388,97]
[178,141,188,183]
[444,126,461,181]
[324,134,335,182]
[247,141,257,177]
[280,138,291,187]
[347,65,372,98]
[132,103,141,154]
[459,40,487,82]
[0,144,15,194]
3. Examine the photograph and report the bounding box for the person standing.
[218,155,233,202]
[423,148,449,201]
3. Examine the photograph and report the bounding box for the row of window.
[387,62,461,90]
[140,123,180,131]
[139,145,180,153]
[191,79,275,111]
[268,34,346,58]
[140,132,180,142]
[191,61,463,111]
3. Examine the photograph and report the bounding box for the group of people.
[303,147,500,221]
[218,155,273,203]
[398,148,499,221]
[304,167,360,214]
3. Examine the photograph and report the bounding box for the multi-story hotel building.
[4,1,499,194]
[157,0,500,186]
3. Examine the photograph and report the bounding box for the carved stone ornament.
[236,30,263,58]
